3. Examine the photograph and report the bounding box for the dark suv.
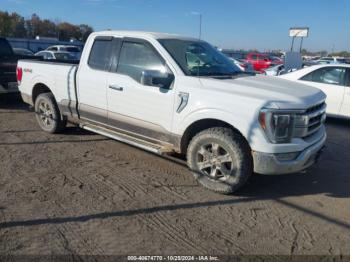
[0,38,37,94]
[0,38,18,93]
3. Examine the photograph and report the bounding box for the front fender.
[176,108,264,147]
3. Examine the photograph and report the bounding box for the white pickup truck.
[17,31,327,194]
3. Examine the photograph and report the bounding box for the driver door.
[106,38,176,142]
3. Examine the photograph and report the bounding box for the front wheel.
[187,127,253,194]
[34,93,66,133]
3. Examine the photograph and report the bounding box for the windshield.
[159,39,241,76]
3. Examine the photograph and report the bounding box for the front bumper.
[253,133,326,175]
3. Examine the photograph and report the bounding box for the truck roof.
[94,30,200,41]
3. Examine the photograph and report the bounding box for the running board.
[80,124,173,155]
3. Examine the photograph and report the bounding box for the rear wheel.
[34,93,66,133]
[187,127,253,194]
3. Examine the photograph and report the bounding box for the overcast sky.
[2,0,350,52]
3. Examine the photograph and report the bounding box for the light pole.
[191,12,202,40]
[199,13,202,40]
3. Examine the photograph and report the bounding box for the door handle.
[109,85,124,91]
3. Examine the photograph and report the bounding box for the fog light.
[275,152,300,161]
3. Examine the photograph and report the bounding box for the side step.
[80,123,173,155]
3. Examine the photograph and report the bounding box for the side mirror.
[140,70,174,89]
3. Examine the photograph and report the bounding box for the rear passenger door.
[76,36,114,123]
[106,38,176,143]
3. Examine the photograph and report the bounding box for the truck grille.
[294,101,326,138]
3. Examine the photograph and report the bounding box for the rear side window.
[0,38,13,56]
[301,67,346,86]
[47,47,58,51]
[117,41,165,82]
[88,39,113,71]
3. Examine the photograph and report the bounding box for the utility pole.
[299,37,304,53]
[199,13,202,40]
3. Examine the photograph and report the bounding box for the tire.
[34,93,66,133]
[187,127,253,194]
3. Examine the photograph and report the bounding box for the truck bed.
[18,59,79,113]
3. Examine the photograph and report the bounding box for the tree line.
[0,10,93,42]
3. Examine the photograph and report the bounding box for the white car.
[280,64,350,118]
[17,31,326,194]
[316,57,346,64]
[227,57,254,72]
[263,64,285,76]
[46,45,82,59]
[35,51,76,60]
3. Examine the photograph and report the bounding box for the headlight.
[259,109,295,143]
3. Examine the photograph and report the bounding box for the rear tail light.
[240,63,247,68]
[16,67,23,84]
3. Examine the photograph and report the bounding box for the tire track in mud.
[2,169,107,255]
[69,165,209,254]
[186,207,247,254]
[97,167,208,254]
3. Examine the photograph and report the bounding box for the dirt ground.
[0,94,350,257]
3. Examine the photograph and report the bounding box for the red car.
[245,53,273,72]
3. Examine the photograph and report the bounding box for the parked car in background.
[268,55,284,65]
[18,31,327,194]
[221,50,247,61]
[263,64,285,76]
[46,45,82,59]
[280,64,350,118]
[263,65,301,76]
[316,57,346,64]
[0,37,37,94]
[245,52,272,72]
[227,57,254,72]
[13,48,34,56]
[35,51,77,61]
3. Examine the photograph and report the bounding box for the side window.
[88,39,113,71]
[0,39,13,56]
[42,52,50,59]
[117,41,165,83]
[301,67,346,86]
[46,53,53,59]
[185,44,207,69]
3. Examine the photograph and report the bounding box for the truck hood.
[199,74,326,109]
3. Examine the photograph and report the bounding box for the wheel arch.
[180,118,250,154]
[32,83,53,104]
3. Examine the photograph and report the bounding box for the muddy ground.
[0,94,350,258]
